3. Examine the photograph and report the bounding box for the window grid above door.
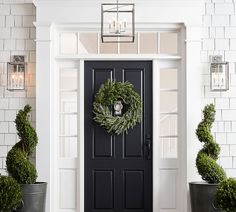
[57,31,180,56]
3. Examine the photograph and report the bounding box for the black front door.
[84,61,153,212]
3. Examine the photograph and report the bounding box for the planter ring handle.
[13,200,24,211]
[18,200,24,210]
[212,202,220,211]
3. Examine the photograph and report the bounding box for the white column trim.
[35,23,55,212]
[153,59,160,212]
[185,26,202,212]
[78,60,85,212]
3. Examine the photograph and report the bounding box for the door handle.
[145,134,152,160]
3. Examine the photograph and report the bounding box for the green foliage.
[93,79,142,135]
[6,105,38,184]
[15,104,38,156]
[6,146,37,184]
[215,178,236,212]
[196,104,227,183]
[196,151,226,183]
[0,175,22,212]
[196,122,214,143]
[202,103,215,126]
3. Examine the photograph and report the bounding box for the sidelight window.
[160,68,178,159]
[59,68,78,158]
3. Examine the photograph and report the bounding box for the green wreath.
[93,79,142,135]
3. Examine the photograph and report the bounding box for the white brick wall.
[212,15,230,26]
[215,3,234,14]
[202,0,236,178]
[0,2,35,175]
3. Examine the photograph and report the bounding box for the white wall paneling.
[60,169,77,209]
[160,170,177,209]
[33,1,204,212]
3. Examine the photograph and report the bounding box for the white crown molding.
[33,21,52,27]
[33,0,204,7]
[34,22,185,30]
[33,0,204,26]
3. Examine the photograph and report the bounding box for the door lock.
[145,134,152,160]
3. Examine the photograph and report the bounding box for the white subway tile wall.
[203,0,236,177]
[0,2,35,175]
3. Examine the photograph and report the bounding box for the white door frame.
[33,1,204,212]
[76,57,181,212]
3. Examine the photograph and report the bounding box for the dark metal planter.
[16,182,47,212]
[189,182,221,212]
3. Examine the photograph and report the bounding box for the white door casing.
[33,1,204,212]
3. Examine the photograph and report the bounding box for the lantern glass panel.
[210,62,229,91]
[7,63,25,90]
[101,3,135,43]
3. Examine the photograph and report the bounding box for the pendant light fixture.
[101,0,135,43]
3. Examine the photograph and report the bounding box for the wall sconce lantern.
[101,0,135,43]
[210,55,229,91]
[7,55,26,91]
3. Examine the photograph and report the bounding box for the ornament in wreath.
[93,79,142,135]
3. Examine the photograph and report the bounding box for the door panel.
[124,170,144,209]
[85,61,152,212]
[94,170,114,209]
[93,127,114,158]
[123,69,144,159]
[124,128,143,158]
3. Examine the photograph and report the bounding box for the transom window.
[57,31,179,55]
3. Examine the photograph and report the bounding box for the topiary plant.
[196,104,227,183]
[0,175,22,212]
[215,178,236,212]
[6,104,38,184]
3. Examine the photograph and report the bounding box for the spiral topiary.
[0,175,22,212]
[196,104,227,183]
[6,104,38,184]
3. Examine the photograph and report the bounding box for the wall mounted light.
[7,55,26,91]
[210,55,229,91]
[101,0,135,43]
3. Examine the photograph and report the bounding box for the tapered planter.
[17,182,47,212]
[189,182,221,212]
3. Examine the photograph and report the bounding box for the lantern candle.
[7,55,26,91]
